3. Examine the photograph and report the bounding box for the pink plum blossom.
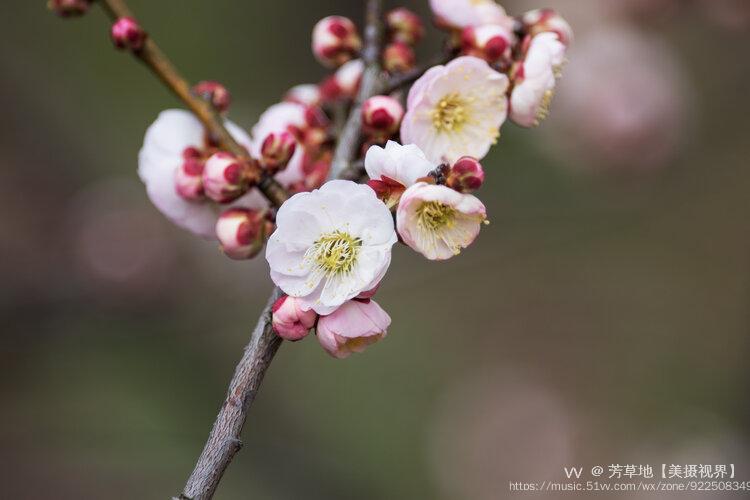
[397,182,486,260]
[272,295,318,341]
[317,299,391,358]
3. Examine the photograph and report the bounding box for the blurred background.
[2,0,750,498]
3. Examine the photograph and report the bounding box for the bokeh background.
[2,0,750,498]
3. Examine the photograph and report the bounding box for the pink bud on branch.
[111,16,146,51]
[192,81,232,114]
[202,152,255,203]
[446,156,485,193]
[48,0,91,17]
[385,7,424,46]
[260,131,297,174]
[271,295,318,341]
[383,42,416,73]
[175,147,206,201]
[362,95,404,137]
[215,208,270,260]
[312,16,362,68]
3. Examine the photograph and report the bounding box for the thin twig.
[98,0,289,208]
[176,2,384,499]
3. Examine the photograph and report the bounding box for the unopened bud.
[367,177,406,209]
[111,17,146,51]
[461,25,513,63]
[48,0,91,17]
[362,96,404,137]
[175,148,206,200]
[446,156,485,193]
[522,8,573,46]
[202,152,252,203]
[192,81,232,113]
[215,208,269,260]
[385,7,424,45]
[260,131,297,174]
[319,59,364,101]
[272,295,318,341]
[312,16,362,68]
[284,84,322,107]
[383,42,416,73]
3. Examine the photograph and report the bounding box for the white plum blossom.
[266,180,397,315]
[510,32,566,128]
[397,182,486,260]
[400,56,509,164]
[365,141,435,187]
[429,0,514,31]
[138,109,266,239]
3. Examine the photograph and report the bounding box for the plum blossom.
[509,32,566,128]
[364,141,436,207]
[266,180,397,315]
[401,56,509,164]
[397,182,486,260]
[317,299,391,358]
[138,109,266,239]
[429,0,514,31]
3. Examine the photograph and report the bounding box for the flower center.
[432,93,469,133]
[310,230,362,276]
[417,201,456,231]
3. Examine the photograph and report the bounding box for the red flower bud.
[319,59,364,102]
[362,96,404,137]
[312,16,362,68]
[461,25,513,64]
[446,156,485,193]
[192,81,232,113]
[215,208,269,260]
[385,7,425,46]
[383,42,416,73]
[175,148,206,200]
[202,152,252,203]
[111,17,146,51]
[260,131,297,174]
[48,0,91,17]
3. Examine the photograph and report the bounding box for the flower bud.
[272,295,318,341]
[175,148,206,200]
[48,0,90,17]
[446,156,485,193]
[215,208,269,260]
[319,59,364,101]
[111,17,146,51]
[461,25,513,63]
[260,131,297,174]
[284,84,322,107]
[202,152,252,203]
[362,96,404,137]
[317,299,391,359]
[312,16,362,68]
[383,42,416,73]
[192,81,231,113]
[522,8,573,47]
[385,7,425,45]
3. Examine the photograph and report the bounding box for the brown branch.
[175,2,384,499]
[98,0,289,208]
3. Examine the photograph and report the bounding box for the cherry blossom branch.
[176,2,384,498]
[329,0,385,179]
[98,0,289,208]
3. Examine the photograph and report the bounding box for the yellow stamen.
[308,230,361,276]
[432,93,470,133]
[417,201,456,231]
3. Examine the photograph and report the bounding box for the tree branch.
[176,2,385,499]
[98,0,289,208]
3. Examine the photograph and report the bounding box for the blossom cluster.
[129,1,572,358]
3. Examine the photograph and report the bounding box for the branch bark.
[98,0,289,208]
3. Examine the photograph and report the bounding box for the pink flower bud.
[461,25,513,64]
[382,42,416,73]
[48,0,90,17]
[260,131,297,174]
[175,148,206,200]
[272,295,318,341]
[522,8,573,47]
[284,84,322,107]
[317,299,391,359]
[312,16,362,68]
[192,81,232,113]
[202,152,252,203]
[215,208,269,260]
[385,7,425,45]
[111,17,147,51]
[319,59,364,102]
[362,96,404,137]
[446,156,485,193]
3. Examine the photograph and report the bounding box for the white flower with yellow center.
[396,182,487,260]
[266,180,397,315]
[400,56,509,164]
[510,32,567,128]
